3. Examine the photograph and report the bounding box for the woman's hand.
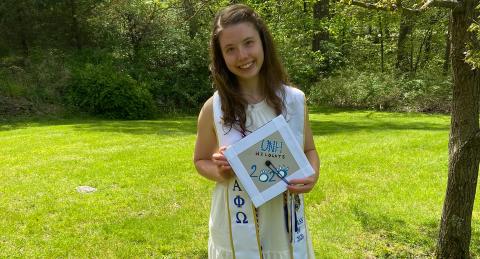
[288,106,321,194]
[211,146,234,182]
[194,99,236,183]
[286,175,317,194]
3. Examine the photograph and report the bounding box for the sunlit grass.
[0,117,209,257]
[307,109,457,257]
[0,109,478,257]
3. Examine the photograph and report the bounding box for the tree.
[113,0,164,63]
[396,9,416,73]
[0,0,35,58]
[346,0,479,256]
[436,0,479,256]
[443,16,451,75]
[378,14,385,72]
[313,0,329,51]
[348,0,425,74]
[182,0,198,39]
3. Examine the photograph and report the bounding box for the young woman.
[194,4,320,258]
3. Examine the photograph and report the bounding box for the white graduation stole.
[212,86,310,258]
[289,192,309,258]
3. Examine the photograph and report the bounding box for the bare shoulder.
[194,95,218,164]
[198,96,214,125]
[203,96,214,111]
[200,96,214,116]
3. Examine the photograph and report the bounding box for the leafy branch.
[346,0,460,13]
[466,4,480,68]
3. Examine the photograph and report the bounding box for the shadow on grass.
[0,117,198,135]
[77,117,448,137]
[309,105,449,117]
[352,205,437,257]
[1,107,450,136]
[309,105,368,115]
[72,118,197,135]
[310,120,449,136]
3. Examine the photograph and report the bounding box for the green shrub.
[0,65,27,97]
[308,70,452,113]
[0,50,70,115]
[400,72,451,113]
[120,27,212,113]
[66,63,156,119]
[0,50,69,102]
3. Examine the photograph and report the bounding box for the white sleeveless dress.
[208,87,315,259]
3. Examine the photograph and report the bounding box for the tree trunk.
[312,0,329,52]
[422,12,441,67]
[124,13,140,63]
[68,0,82,50]
[420,30,433,68]
[414,27,433,73]
[422,30,433,67]
[396,10,415,73]
[182,0,198,39]
[409,30,414,71]
[303,0,308,31]
[379,15,384,72]
[436,0,480,257]
[15,4,29,58]
[443,14,451,75]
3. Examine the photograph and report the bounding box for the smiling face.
[218,22,264,86]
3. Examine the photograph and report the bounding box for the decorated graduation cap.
[224,115,314,208]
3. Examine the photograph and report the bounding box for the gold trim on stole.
[213,109,236,258]
[287,192,294,259]
[226,186,236,258]
[251,204,264,259]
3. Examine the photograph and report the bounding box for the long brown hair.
[209,4,289,136]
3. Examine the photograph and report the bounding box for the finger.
[220,165,232,172]
[288,178,314,185]
[219,146,229,154]
[287,183,313,194]
[212,153,228,161]
[212,154,231,167]
[214,160,230,167]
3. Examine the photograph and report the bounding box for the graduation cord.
[283,192,292,244]
[253,206,264,257]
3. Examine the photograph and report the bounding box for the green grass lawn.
[0,108,478,258]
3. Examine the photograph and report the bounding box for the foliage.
[308,70,451,112]
[66,62,156,119]
[86,0,213,113]
[129,17,212,113]
[466,5,480,69]
[247,1,331,88]
[0,49,70,114]
[0,0,456,115]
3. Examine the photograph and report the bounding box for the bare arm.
[287,105,320,194]
[193,97,234,183]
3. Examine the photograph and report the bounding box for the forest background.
[1,0,473,118]
[1,0,479,257]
